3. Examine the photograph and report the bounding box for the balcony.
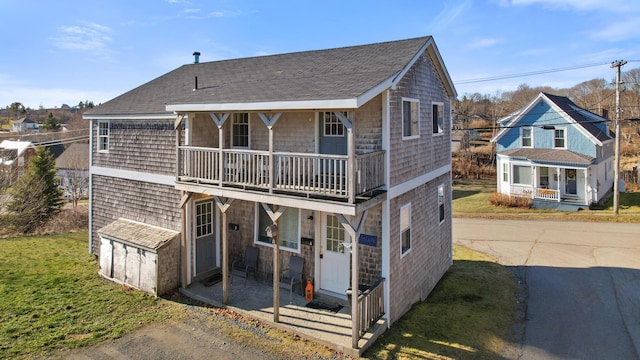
[177,147,385,203]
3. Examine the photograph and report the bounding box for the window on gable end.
[402,98,420,139]
[522,127,532,147]
[98,121,109,153]
[554,129,566,148]
[432,102,444,135]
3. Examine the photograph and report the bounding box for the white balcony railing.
[178,147,385,201]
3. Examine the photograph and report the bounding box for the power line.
[454,62,612,85]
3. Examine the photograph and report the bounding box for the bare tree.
[57,148,89,207]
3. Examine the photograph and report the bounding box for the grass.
[453,178,640,222]
[367,245,518,359]
[0,232,183,359]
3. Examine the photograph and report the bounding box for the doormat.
[305,300,343,313]
[200,273,222,287]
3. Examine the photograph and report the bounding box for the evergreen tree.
[6,146,63,232]
[41,112,61,131]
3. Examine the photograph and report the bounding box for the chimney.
[601,107,609,120]
[192,51,201,64]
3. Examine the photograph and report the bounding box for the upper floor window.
[521,127,532,147]
[232,113,249,148]
[554,129,566,148]
[432,103,444,135]
[98,121,109,153]
[400,203,411,256]
[256,205,300,252]
[322,112,345,136]
[402,98,420,139]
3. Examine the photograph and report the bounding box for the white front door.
[319,214,350,294]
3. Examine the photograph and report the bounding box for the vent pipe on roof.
[194,76,198,91]
[193,51,201,64]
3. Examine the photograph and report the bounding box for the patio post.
[260,203,285,322]
[214,197,234,304]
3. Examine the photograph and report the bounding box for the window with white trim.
[232,113,249,148]
[539,167,550,188]
[322,112,345,136]
[432,102,444,134]
[400,203,411,255]
[402,98,420,139]
[195,201,213,238]
[438,184,445,223]
[554,129,566,148]
[98,121,109,153]
[256,205,300,252]
[513,165,532,185]
[521,127,532,147]
[503,163,508,182]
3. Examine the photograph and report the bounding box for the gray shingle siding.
[93,120,176,176]
[91,175,181,255]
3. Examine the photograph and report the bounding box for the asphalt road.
[454,218,640,360]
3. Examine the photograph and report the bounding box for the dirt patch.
[50,304,349,360]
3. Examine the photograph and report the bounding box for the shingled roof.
[499,148,595,166]
[86,36,456,115]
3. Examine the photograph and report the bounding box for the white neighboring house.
[11,117,39,133]
[0,140,36,185]
[55,142,89,202]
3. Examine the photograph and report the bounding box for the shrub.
[489,192,531,208]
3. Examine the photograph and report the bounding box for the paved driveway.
[454,218,640,360]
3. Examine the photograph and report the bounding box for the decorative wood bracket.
[174,114,186,130]
[336,210,368,239]
[258,113,282,129]
[209,113,230,128]
[213,196,234,213]
[179,191,193,208]
[333,112,352,129]
[260,203,286,222]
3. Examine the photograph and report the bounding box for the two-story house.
[84,36,456,354]
[491,92,614,210]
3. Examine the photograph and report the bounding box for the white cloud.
[431,0,471,31]
[51,22,113,53]
[467,38,500,49]
[497,0,637,12]
[519,48,552,56]
[588,20,640,42]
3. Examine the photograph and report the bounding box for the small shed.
[98,218,180,296]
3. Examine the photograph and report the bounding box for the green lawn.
[367,245,518,359]
[453,178,640,222]
[0,232,182,359]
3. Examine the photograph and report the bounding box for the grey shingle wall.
[389,52,451,187]
[387,174,451,323]
[92,120,176,176]
[91,175,181,255]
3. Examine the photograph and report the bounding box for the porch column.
[179,191,193,288]
[258,113,282,194]
[557,168,562,202]
[260,203,286,322]
[174,114,185,180]
[336,210,369,349]
[209,113,229,184]
[334,112,355,203]
[214,197,234,304]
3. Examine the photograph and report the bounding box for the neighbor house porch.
[180,273,386,357]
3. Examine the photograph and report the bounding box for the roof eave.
[166,98,359,112]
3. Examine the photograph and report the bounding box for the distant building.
[11,117,39,133]
[55,142,89,200]
[0,140,36,184]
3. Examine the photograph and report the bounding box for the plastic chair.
[232,246,259,286]
[280,255,304,304]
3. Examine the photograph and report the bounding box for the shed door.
[195,200,217,275]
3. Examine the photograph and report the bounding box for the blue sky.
[1,0,639,109]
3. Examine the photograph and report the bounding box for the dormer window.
[521,127,532,147]
[554,128,566,148]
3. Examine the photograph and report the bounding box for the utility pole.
[612,60,627,215]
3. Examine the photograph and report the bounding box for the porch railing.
[534,188,559,201]
[510,184,533,198]
[356,278,385,337]
[177,146,385,201]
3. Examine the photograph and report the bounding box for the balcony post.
[209,113,229,185]
[258,113,282,194]
[174,114,185,180]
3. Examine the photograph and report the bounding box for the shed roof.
[98,218,179,251]
[14,117,35,124]
[499,148,595,166]
[0,140,34,155]
[86,36,456,115]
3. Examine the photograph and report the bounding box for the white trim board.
[167,99,358,112]
[91,166,175,186]
[388,164,451,200]
[83,113,176,120]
